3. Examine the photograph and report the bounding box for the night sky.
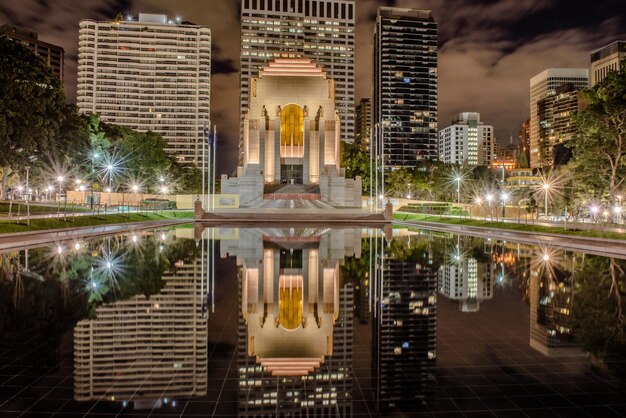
[2,0,625,175]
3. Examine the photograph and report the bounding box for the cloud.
[2,0,625,171]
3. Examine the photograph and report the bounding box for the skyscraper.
[529,68,588,168]
[355,98,372,150]
[0,24,64,81]
[373,7,438,168]
[239,0,355,163]
[438,112,494,166]
[590,40,626,86]
[77,14,211,165]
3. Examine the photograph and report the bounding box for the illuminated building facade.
[73,259,207,408]
[373,7,438,167]
[222,58,361,207]
[0,24,64,81]
[590,40,625,86]
[529,68,588,168]
[355,98,372,150]
[239,0,355,163]
[438,112,494,167]
[77,14,211,165]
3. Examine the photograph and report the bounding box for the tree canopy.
[0,37,88,170]
[570,60,626,203]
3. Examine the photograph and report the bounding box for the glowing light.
[543,183,550,190]
[74,242,81,251]
[486,194,493,203]
[161,233,167,240]
[475,197,482,205]
[132,185,139,192]
[614,206,622,214]
[590,206,599,214]
[106,261,112,269]
[78,185,85,192]
[17,186,24,192]
[107,164,113,171]
[161,186,168,194]
[91,281,97,289]
[57,246,63,254]
[57,176,64,182]
[105,187,111,193]
[132,235,138,243]
[75,179,82,185]
[542,254,550,262]
[501,192,509,202]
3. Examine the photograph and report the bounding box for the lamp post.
[542,183,550,220]
[501,192,509,219]
[613,206,622,224]
[106,164,114,209]
[475,197,483,220]
[456,177,461,204]
[590,206,599,223]
[57,176,64,215]
[486,194,493,221]
[132,184,139,214]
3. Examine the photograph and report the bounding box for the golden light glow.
[279,275,303,330]
[280,104,304,147]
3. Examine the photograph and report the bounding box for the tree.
[570,60,626,203]
[341,141,371,194]
[0,37,88,198]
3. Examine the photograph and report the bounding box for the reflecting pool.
[1,225,625,417]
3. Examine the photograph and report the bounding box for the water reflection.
[0,226,625,416]
[221,227,358,415]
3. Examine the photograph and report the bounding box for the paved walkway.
[0,219,190,251]
[395,219,626,259]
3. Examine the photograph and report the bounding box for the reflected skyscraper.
[220,227,358,416]
[73,258,207,408]
[438,257,493,313]
[528,252,580,356]
[373,248,437,408]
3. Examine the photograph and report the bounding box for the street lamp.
[57,176,64,214]
[455,176,461,204]
[613,206,622,224]
[486,194,493,220]
[590,205,599,222]
[106,164,114,208]
[501,192,509,219]
[542,183,550,220]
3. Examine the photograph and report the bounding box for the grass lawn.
[393,212,626,241]
[0,201,91,214]
[0,211,193,235]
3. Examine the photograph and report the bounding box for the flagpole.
[207,128,212,211]
[212,125,217,211]
[202,125,206,211]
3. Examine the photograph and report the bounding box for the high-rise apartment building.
[0,24,64,81]
[590,40,625,86]
[77,14,211,165]
[438,112,494,166]
[529,68,588,168]
[354,98,372,150]
[373,7,438,168]
[518,118,531,168]
[239,0,355,163]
